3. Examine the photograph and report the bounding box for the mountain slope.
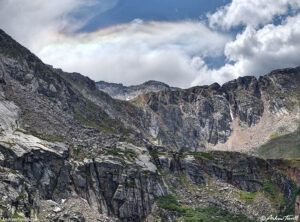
[257,124,300,159]
[0,29,166,221]
[0,29,299,221]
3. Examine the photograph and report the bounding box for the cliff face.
[132,69,300,155]
[0,29,299,221]
[0,139,298,221]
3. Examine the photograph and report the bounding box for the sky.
[1,0,300,88]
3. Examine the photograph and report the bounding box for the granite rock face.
[0,140,168,221]
[0,138,297,221]
[0,29,299,221]
[133,70,300,152]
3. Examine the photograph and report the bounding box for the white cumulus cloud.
[192,13,300,86]
[209,0,300,29]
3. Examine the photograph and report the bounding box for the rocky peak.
[96,79,179,100]
[142,80,169,87]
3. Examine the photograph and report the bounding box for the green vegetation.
[178,173,199,191]
[101,117,130,136]
[31,131,63,143]
[262,179,277,199]
[14,128,28,134]
[74,113,102,130]
[11,212,25,221]
[269,133,279,140]
[149,151,159,158]
[124,149,137,158]
[122,180,136,188]
[261,177,286,207]
[156,195,253,222]
[235,178,286,207]
[70,146,93,161]
[73,100,130,137]
[0,141,16,147]
[107,148,122,156]
[156,195,185,213]
[17,192,26,202]
[15,128,63,142]
[238,191,257,204]
[9,169,17,175]
[290,87,300,107]
[107,148,121,156]
[257,126,300,159]
[188,152,214,160]
[280,181,299,216]
[149,150,165,158]
[106,147,137,160]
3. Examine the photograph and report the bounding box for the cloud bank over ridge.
[38,20,230,88]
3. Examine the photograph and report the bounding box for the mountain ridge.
[0,28,299,221]
[96,79,180,100]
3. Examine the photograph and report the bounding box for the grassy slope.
[156,195,253,222]
[257,127,300,159]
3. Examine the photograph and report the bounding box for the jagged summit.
[141,80,170,87]
[96,79,180,100]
